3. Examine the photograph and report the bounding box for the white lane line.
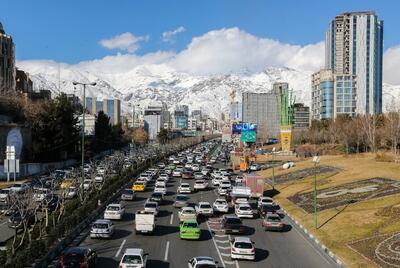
[220,253,230,257]
[170,214,174,225]
[115,239,126,258]
[224,260,236,265]
[164,240,170,261]
[218,246,231,250]
[206,221,226,268]
[214,234,228,238]
[215,239,230,244]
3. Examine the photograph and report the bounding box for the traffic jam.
[60,140,286,268]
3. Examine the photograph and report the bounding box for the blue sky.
[2,0,398,63]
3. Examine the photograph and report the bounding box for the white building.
[144,104,168,140]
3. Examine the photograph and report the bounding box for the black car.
[221,215,245,234]
[148,192,164,204]
[258,204,280,218]
[8,211,35,229]
[61,247,97,268]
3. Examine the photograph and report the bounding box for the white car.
[185,163,193,169]
[194,172,204,180]
[258,196,274,207]
[173,169,182,177]
[155,179,167,187]
[154,185,167,195]
[33,188,51,202]
[218,185,231,196]
[159,173,169,182]
[235,203,254,218]
[104,203,125,220]
[192,164,200,171]
[212,177,222,187]
[233,198,250,206]
[65,186,77,199]
[94,175,104,184]
[179,206,197,222]
[97,166,106,175]
[250,164,261,171]
[195,202,214,216]
[230,237,255,260]
[0,188,10,202]
[10,182,30,193]
[188,256,218,268]
[82,179,93,191]
[220,180,231,188]
[235,176,244,184]
[83,164,91,173]
[90,219,114,239]
[178,183,191,194]
[144,201,159,216]
[194,180,208,191]
[213,198,229,213]
[119,248,148,268]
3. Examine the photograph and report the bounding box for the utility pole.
[313,156,320,229]
[72,81,96,195]
[272,147,276,190]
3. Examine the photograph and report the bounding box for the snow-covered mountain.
[16,61,400,117]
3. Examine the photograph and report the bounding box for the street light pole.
[73,81,96,193]
[312,156,320,229]
[272,147,276,190]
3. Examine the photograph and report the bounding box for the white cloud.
[99,32,149,53]
[170,28,324,75]
[383,46,400,85]
[162,26,186,43]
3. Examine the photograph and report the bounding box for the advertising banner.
[232,123,257,134]
[240,130,256,142]
[280,125,292,151]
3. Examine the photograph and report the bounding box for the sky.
[2,0,400,83]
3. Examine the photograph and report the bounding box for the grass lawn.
[258,153,400,268]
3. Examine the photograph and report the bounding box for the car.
[213,198,229,213]
[250,164,261,171]
[182,170,193,179]
[158,163,166,169]
[8,210,35,229]
[33,188,51,202]
[212,177,222,187]
[90,219,115,238]
[148,192,164,204]
[83,164,91,173]
[82,179,93,191]
[221,215,245,234]
[188,256,218,268]
[97,166,106,175]
[220,179,231,187]
[235,203,254,218]
[192,164,200,171]
[60,247,97,268]
[133,182,146,192]
[60,179,74,190]
[258,204,280,218]
[180,219,201,240]
[174,194,189,208]
[0,188,11,202]
[119,248,148,268]
[121,189,136,201]
[230,237,255,260]
[257,196,274,207]
[154,185,167,195]
[235,176,244,184]
[10,182,30,193]
[144,201,159,216]
[179,207,197,222]
[218,185,231,196]
[194,180,208,191]
[178,183,192,194]
[195,202,213,217]
[104,204,125,220]
[173,169,183,177]
[65,186,77,199]
[233,198,249,206]
[262,213,284,231]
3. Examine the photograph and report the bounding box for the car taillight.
[250,248,255,253]
[80,261,87,268]
[60,256,64,266]
[231,247,237,252]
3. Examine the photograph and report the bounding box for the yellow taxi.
[133,181,146,192]
[60,179,74,189]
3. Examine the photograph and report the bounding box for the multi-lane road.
[73,161,338,268]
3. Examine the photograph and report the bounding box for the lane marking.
[218,246,231,250]
[170,214,174,225]
[215,234,228,238]
[221,253,231,257]
[164,240,170,261]
[215,239,230,244]
[115,239,126,258]
[224,261,236,265]
[206,221,226,268]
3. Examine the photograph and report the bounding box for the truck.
[134,210,156,234]
[243,174,264,198]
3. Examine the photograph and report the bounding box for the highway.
[75,160,339,268]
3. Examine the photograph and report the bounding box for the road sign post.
[5,146,19,182]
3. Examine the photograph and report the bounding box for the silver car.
[174,194,188,208]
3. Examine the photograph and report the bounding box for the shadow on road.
[244,226,255,236]
[155,225,179,236]
[281,224,292,232]
[263,189,280,198]
[198,229,212,241]
[158,210,172,218]
[96,257,119,268]
[255,248,269,262]
[113,229,132,239]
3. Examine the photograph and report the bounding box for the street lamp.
[72,81,96,193]
[272,147,276,190]
[312,155,321,229]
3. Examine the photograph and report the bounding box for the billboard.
[280,125,292,151]
[240,130,256,142]
[232,123,257,134]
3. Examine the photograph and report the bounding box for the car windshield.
[215,200,225,204]
[181,184,189,188]
[268,216,281,222]
[183,209,194,214]
[183,222,198,228]
[234,242,253,249]
[200,204,211,209]
[226,218,242,224]
[107,206,120,211]
[176,196,186,201]
[93,223,108,229]
[122,255,142,264]
[64,253,84,263]
[122,190,133,195]
[145,203,157,208]
[240,206,251,210]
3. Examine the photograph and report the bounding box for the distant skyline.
[2,0,400,84]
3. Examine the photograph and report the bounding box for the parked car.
[119,248,148,268]
[104,203,125,220]
[61,179,74,190]
[180,219,201,240]
[174,194,189,208]
[90,219,115,239]
[230,237,255,260]
[121,189,136,201]
[262,213,284,231]
[60,247,97,268]
[221,215,245,234]
[188,256,218,268]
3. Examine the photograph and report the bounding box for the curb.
[281,208,346,268]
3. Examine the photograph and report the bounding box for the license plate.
[232,230,239,232]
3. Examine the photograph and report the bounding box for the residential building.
[0,22,15,94]
[291,103,310,130]
[144,104,168,140]
[188,117,198,130]
[191,110,202,121]
[311,70,335,120]
[85,97,121,125]
[325,11,383,115]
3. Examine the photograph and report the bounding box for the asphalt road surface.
[74,160,339,268]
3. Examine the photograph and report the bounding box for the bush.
[375,152,394,162]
